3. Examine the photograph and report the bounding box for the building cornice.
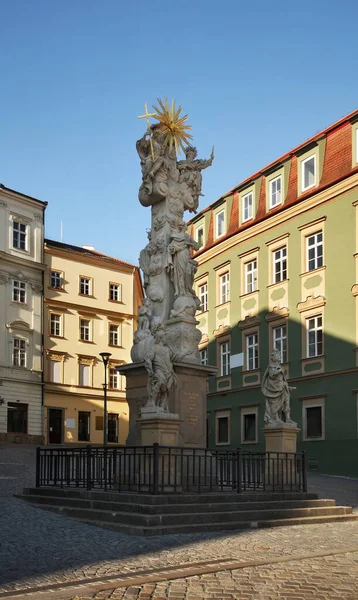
[44,297,135,320]
[45,245,136,274]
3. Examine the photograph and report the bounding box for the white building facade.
[0,184,47,443]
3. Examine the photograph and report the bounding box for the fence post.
[35,446,41,488]
[302,450,307,492]
[236,448,242,493]
[86,445,92,491]
[153,443,159,495]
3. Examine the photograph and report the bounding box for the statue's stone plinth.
[117,361,216,447]
[138,413,180,446]
[264,424,301,488]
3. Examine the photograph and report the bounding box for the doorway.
[48,408,63,444]
[108,413,119,443]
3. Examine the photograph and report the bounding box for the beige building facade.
[0,185,47,443]
[44,240,142,445]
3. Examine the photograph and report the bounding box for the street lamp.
[99,352,111,447]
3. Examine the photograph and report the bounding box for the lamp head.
[99,352,112,366]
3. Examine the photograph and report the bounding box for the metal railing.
[36,445,307,494]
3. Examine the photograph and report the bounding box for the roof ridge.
[44,238,138,269]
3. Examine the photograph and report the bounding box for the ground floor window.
[78,411,91,442]
[215,410,230,445]
[302,399,325,440]
[241,406,258,443]
[7,403,28,433]
[108,413,119,443]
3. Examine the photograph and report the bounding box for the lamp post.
[99,352,111,447]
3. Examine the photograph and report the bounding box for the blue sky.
[1,0,357,265]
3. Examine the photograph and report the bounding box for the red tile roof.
[44,239,139,270]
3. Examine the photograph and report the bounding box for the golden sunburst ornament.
[152,97,193,155]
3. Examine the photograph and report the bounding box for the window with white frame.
[219,272,229,304]
[241,407,258,443]
[49,360,61,383]
[12,280,26,303]
[80,277,91,296]
[80,319,91,342]
[198,282,208,312]
[273,324,288,363]
[51,271,62,289]
[245,259,257,294]
[50,314,62,337]
[302,155,316,191]
[195,225,204,249]
[269,176,282,208]
[12,221,27,250]
[13,337,26,367]
[215,210,225,238]
[79,363,91,386]
[200,348,208,365]
[109,324,121,346]
[273,246,287,283]
[303,399,325,440]
[306,231,323,271]
[109,283,121,302]
[215,410,230,445]
[242,192,253,222]
[220,341,230,376]
[306,315,323,358]
[109,367,120,389]
[246,332,259,370]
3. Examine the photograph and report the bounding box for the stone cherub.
[177,145,214,213]
[137,297,152,331]
[261,349,297,426]
[144,327,177,412]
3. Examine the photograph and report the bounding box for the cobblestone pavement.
[1,445,357,600]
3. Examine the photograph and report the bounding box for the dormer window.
[195,225,204,249]
[215,210,225,238]
[302,155,316,191]
[269,176,282,208]
[242,192,253,222]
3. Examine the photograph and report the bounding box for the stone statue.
[262,349,297,426]
[177,146,214,213]
[137,297,152,331]
[167,224,199,298]
[144,328,177,412]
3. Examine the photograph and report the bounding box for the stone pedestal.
[138,412,181,446]
[264,425,301,488]
[117,361,216,447]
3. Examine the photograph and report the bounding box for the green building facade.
[188,109,358,477]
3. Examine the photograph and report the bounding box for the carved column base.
[165,317,202,364]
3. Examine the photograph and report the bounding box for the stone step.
[72,513,358,536]
[18,500,353,528]
[16,493,337,514]
[22,487,319,504]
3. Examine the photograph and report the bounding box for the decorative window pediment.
[297,295,326,313]
[265,306,289,322]
[238,315,260,330]
[213,324,231,338]
[6,320,32,333]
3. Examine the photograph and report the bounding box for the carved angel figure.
[177,146,214,213]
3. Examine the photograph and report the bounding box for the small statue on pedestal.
[261,349,297,426]
[144,327,177,412]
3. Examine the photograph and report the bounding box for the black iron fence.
[36,445,307,494]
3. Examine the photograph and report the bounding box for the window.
[269,176,282,208]
[12,338,26,367]
[246,333,259,370]
[306,316,323,358]
[242,192,253,222]
[220,341,230,376]
[13,221,27,250]
[80,319,91,342]
[51,271,62,289]
[78,411,91,442]
[49,360,61,383]
[50,314,62,337]
[196,225,204,249]
[273,247,287,283]
[7,403,28,433]
[198,282,208,312]
[108,413,119,443]
[215,411,230,445]
[219,272,229,304]
[241,407,258,443]
[306,231,323,271]
[273,325,288,363]
[200,348,208,365]
[109,324,121,346]
[303,399,325,440]
[80,277,91,296]
[302,155,316,191]
[245,260,257,294]
[109,283,121,302]
[109,367,120,389]
[215,210,225,238]
[12,280,26,303]
[79,364,91,386]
